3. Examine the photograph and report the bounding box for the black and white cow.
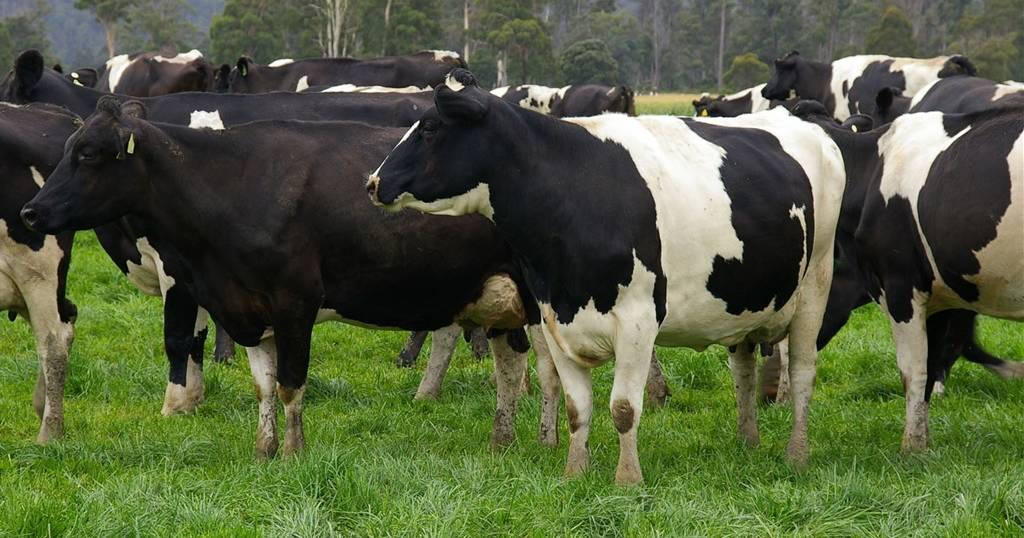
[98,49,215,96]
[762,51,976,120]
[795,102,1023,453]
[22,98,562,457]
[873,76,1024,125]
[691,83,803,117]
[0,102,79,443]
[368,70,846,484]
[228,50,466,93]
[490,84,636,117]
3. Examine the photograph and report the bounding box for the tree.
[560,38,618,84]
[311,0,351,57]
[209,0,320,64]
[566,10,649,86]
[488,17,552,85]
[0,1,53,69]
[74,0,136,57]
[724,52,769,90]
[119,0,199,53]
[866,6,917,57]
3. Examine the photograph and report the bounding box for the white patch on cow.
[515,85,571,114]
[877,112,971,204]
[444,73,465,92]
[105,54,133,92]
[722,83,769,113]
[429,50,461,62]
[268,58,295,67]
[370,121,419,178]
[124,237,175,299]
[402,183,495,220]
[0,220,65,318]
[490,86,510,98]
[29,166,45,188]
[295,75,310,92]
[188,110,225,130]
[829,55,950,120]
[320,84,429,93]
[153,49,203,64]
[1002,80,1024,89]
[992,83,1024,102]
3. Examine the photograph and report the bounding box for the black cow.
[762,51,975,120]
[368,70,847,484]
[98,50,215,96]
[22,98,560,457]
[794,102,1024,453]
[0,102,79,443]
[228,50,466,93]
[874,76,1024,125]
[490,84,636,117]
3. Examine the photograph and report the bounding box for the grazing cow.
[874,76,1024,125]
[793,101,1023,453]
[22,98,562,457]
[0,102,79,442]
[368,70,845,484]
[1,50,452,413]
[490,84,636,117]
[228,50,466,93]
[762,51,975,120]
[98,49,215,97]
[692,84,803,117]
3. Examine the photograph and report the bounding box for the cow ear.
[875,87,896,110]
[236,56,251,77]
[435,85,489,123]
[14,49,45,95]
[52,63,63,73]
[121,100,148,120]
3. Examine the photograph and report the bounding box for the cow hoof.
[490,428,516,450]
[614,467,644,487]
[162,383,198,416]
[739,429,760,448]
[645,384,669,409]
[255,438,279,460]
[564,458,589,479]
[282,438,305,458]
[901,434,929,454]
[786,439,809,469]
[413,389,439,401]
[538,427,558,448]
[36,422,63,444]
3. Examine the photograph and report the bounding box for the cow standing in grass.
[761,51,975,120]
[0,103,79,443]
[368,70,845,484]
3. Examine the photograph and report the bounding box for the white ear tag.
[126,133,136,155]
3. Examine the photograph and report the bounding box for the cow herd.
[1,46,1021,486]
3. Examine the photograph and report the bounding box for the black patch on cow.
[846,60,906,117]
[682,120,815,315]
[918,111,1022,303]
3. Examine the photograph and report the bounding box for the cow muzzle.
[20,205,42,232]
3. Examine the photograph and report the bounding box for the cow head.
[367,69,501,218]
[607,85,636,116]
[214,64,231,92]
[872,86,910,125]
[21,96,150,233]
[938,55,977,78]
[692,93,714,116]
[762,51,801,100]
[0,49,45,102]
[67,68,98,88]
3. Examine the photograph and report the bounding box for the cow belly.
[0,270,25,313]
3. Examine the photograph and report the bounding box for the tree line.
[3,0,1022,92]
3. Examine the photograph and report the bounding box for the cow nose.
[366,176,379,199]
[20,206,39,230]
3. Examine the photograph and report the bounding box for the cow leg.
[274,316,315,457]
[470,327,491,360]
[645,352,670,407]
[784,262,830,468]
[414,324,461,400]
[490,331,528,449]
[758,345,781,403]
[161,286,204,416]
[213,322,236,363]
[246,338,278,459]
[396,331,428,368]
[186,309,209,408]
[728,344,759,447]
[889,301,930,453]
[610,331,656,486]
[959,312,1024,379]
[529,325,560,447]
[543,329,593,478]
[776,339,791,404]
[23,288,74,444]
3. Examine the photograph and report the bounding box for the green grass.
[2,231,1024,535]
[636,93,700,116]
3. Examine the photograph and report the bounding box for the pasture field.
[636,93,700,116]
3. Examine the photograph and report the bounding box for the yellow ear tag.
[73,79,84,87]
[126,133,136,155]
[700,109,709,116]
[851,125,858,133]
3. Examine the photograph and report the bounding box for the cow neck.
[830,125,886,243]
[795,60,833,105]
[131,122,228,256]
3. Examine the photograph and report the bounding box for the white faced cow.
[762,51,976,120]
[368,69,845,485]
[0,102,79,443]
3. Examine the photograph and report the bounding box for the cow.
[792,101,1023,454]
[308,84,432,93]
[21,97,563,457]
[98,49,215,97]
[228,50,466,93]
[490,84,636,117]
[761,51,976,120]
[67,68,99,89]
[368,69,846,485]
[873,76,1024,125]
[0,102,79,443]
[0,50,456,413]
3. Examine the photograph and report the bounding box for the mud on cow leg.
[414,324,461,400]
[530,325,560,447]
[645,352,670,408]
[489,330,528,449]
[470,327,491,360]
[397,331,429,368]
[609,331,656,486]
[247,339,279,459]
[889,299,930,454]
[214,322,236,363]
[729,344,760,446]
[272,312,315,458]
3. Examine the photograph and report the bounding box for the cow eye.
[77,148,98,163]
[420,119,439,136]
